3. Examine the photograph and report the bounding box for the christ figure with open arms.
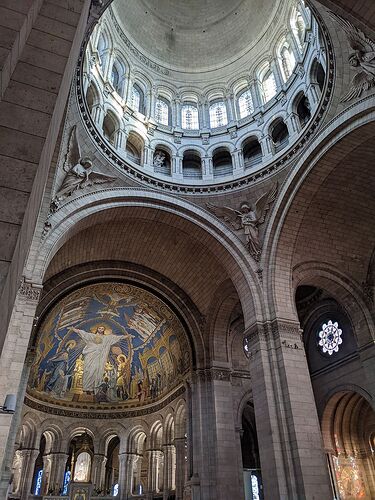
[70,325,125,393]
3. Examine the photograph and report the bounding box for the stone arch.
[30,190,262,330]
[293,261,374,348]
[321,390,375,499]
[207,279,242,363]
[263,99,375,323]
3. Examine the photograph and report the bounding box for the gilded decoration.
[28,283,190,412]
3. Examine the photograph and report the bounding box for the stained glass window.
[318,320,343,355]
[155,98,169,125]
[182,105,199,129]
[34,469,43,495]
[63,470,71,495]
[209,102,228,128]
[251,474,260,500]
[238,89,254,118]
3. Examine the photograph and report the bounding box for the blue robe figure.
[45,351,69,394]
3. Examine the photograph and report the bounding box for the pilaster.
[245,320,331,499]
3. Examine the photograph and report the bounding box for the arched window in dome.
[97,33,108,67]
[155,98,170,126]
[111,62,123,95]
[238,89,254,119]
[260,70,277,103]
[279,44,296,82]
[131,84,144,114]
[209,101,228,128]
[292,9,306,49]
[181,104,199,130]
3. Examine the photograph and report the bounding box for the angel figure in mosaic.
[206,183,278,261]
[331,13,375,101]
[54,125,116,202]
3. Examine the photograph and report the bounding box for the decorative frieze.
[19,278,42,302]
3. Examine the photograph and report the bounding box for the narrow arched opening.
[241,402,263,500]
[31,434,46,495]
[126,132,144,165]
[322,391,375,500]
[104,436,120,496]
[212,147,233,177]
[103,112,117,146]
[270,119,289,153]
[243,137,262,168]
[310,58,326,92]
[294,92,311,128]
[183,150,202,179]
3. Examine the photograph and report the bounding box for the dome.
[26,283,191,417]
[79,0,330,188]
[112,0,280,73]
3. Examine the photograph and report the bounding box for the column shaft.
[246,320,331,499]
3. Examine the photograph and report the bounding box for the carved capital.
[19,278,42,301]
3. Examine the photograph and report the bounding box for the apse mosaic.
[28,283,190,410]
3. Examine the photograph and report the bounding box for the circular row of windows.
[84,2,317,133]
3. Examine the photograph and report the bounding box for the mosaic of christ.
[28,283,190,409]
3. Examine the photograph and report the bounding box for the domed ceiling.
[113,0,280,72]
[26,283,190,417]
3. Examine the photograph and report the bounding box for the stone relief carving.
[206,183,278,261]
[53,125,116,205]
[153,150,166,168]
[19,277,42,301]
[331,13,375,101]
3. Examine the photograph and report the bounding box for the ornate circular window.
[318,320,343,355]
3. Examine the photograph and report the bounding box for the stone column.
[287,112,300,137]
[18,448,40,499]
[306,82,320,107]
[118,452,139,498]
[92,453,107,493]
[148,86,157,119]
[49,452,69,495]
[271,60,283,90]
[199,99,208,129]
[162,444,176,499]
[92,104,105,127]
[146,449,163,494]
[225,92,236,124]
[0,280,42,498]
[174,98,182,129]
[202,156,213,180]
[245,320,331,499]
[174,438,186,500]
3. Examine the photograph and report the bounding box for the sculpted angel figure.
[54,125,116,202]
[331,13,375,101]
[206,183,278,261]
